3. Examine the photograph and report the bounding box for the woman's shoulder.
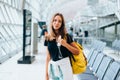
[65,33,73,43]
[64,33,71,39]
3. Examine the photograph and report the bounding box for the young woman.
[45,13,79,80]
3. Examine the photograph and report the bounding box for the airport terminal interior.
[0,0,120,80]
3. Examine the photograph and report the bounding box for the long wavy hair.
[50,13,67,39]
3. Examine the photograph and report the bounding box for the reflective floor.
[0,42,47,80]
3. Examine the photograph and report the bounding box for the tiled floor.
[0,41,120,80]
[0,42,47,80]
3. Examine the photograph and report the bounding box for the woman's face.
[52,15,62,31]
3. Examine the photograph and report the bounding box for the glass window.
[14,0,16,8]
[0,33,11,51]
[4,26,19,49]
[0,0,3,2]
[8,0,12,5]
[0,33,2,52]
[4,25,15,39]
[0,48,3,57]
[9,26,21,46]
[8,41,16,50]
[1,48,7,56]
[14,25,23,35]
[13,25,23,46]
[1,4,10,23]
[15,0,18,8]
[17,0,22,10]
[2,42,11,54]
[10,25,18,35]
[0,6,6,23]
[10,26,23,46]
[5,6,14,24]
[17,11,23,24]
[0,26,8,38]
[10,8,18,24]
[12,0,15,7]
[0,32,11,55]
[3,0,8,3]
[10,9,16,24]
[15,39,21,48]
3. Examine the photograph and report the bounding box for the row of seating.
[78,40,120,80]
[78,52,120,80]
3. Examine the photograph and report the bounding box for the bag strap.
[57,43,63,59]
[65,34,76,62]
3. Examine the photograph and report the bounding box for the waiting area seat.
[116,74,120,80]
[102,61,120,80]
[78,54,120,80]
[77,39,120,80]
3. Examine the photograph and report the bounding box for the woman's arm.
[45,47,51,80]
[63,40,79,55]
[57,36,79,55]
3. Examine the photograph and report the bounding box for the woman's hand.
[57,36,79,55]
[45,32,48,36]
[57,36,67,47]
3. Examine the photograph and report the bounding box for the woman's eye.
[58,20,62,23]
[53,19,57,22]
[53,19,62,23]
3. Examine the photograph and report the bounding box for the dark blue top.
[44,34,73,61]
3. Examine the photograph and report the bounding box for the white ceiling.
[49,0,87,21]
[40,0,117,23]
[34,0,118,30]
